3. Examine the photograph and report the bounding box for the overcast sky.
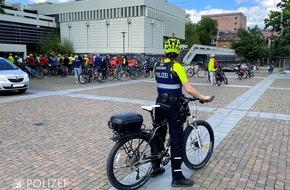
[7,0,282,28]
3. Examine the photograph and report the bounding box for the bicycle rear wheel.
[183,120,214,170]
[223,75,228,84]
[106,133,158,190]
[96,72,105,83]
[186,68,194,77]
[216,75,221,86]
[118,70,129,82]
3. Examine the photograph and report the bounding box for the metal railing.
[183,44,236,64]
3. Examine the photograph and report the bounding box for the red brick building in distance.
[201,12,247,48]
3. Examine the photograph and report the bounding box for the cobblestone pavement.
[0,68,289,190]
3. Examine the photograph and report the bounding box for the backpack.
[214,60,218,69]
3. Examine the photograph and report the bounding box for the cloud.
[235,0,249,5]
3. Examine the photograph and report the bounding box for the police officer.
[152,38,212,187]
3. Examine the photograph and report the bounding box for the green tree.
[0,0,5,14]
[180,13,200,48]
[38,33,74,55]
[196,17,218,45]
[231,26,269,63]
[264,0,290,58]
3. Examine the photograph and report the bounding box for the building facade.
[1,0,185,56]
[0,2,57,57]
[202,12,247,33]
[202,12,247,48]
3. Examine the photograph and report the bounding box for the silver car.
[0,57,29,93]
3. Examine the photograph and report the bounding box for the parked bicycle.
[215,66,228,86]
[235,64,247,80]
[106,95,215,190]
[245,67,254,78]
[23,65,44,79]
[135,64,150,78]
[186,62,206,78]
[78,66,103,84]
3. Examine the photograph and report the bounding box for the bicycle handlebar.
[183,95,215,104]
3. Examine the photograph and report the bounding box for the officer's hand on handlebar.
[200,95,215,103]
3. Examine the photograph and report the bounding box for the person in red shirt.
[110,57,117,68]
[28,54,35,69]
[40,54,48,68]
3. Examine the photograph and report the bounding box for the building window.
[121,8,123,17]
[136,6,139,16]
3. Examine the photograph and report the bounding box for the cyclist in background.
[153,38,211,187]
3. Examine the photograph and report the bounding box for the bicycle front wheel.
[36,71,44,79]
[78,73,90,84]
[106,133,158,190]
[197,69,206,78]
[183,120,214,170]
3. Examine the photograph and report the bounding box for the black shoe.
[171,177,194,187]
[151,168,165,177]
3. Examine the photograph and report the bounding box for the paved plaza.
[0,68,289,190]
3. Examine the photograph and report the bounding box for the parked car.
[0,57,30,94]
[222,64,237,72]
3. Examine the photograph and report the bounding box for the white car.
[0,57,30,93]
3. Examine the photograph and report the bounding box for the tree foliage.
[231,26,269,62]
[180,13,200,48]
[38,33,74,55]
[264,0,290,58]
[196,17,218,45]
[0,0,5,14]
[182,14,218,47]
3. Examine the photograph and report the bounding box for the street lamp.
[121,31,126,54]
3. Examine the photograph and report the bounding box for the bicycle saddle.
[141,105,160,112]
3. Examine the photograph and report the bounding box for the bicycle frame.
[106,95,214,190]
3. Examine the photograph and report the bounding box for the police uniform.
[154,57,189,181]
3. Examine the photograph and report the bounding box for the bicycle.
[106,95,215,190]
[186,62,207,78]
[215,66,228,86]
[23,65,44,79]
[235,65,247,80]
[78,66,103,84]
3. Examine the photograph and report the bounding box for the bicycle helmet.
[164,38,181,55]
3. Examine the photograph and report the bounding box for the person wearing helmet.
[153,38,212,187]
[208,54,218,85]
[8,53,15,63]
